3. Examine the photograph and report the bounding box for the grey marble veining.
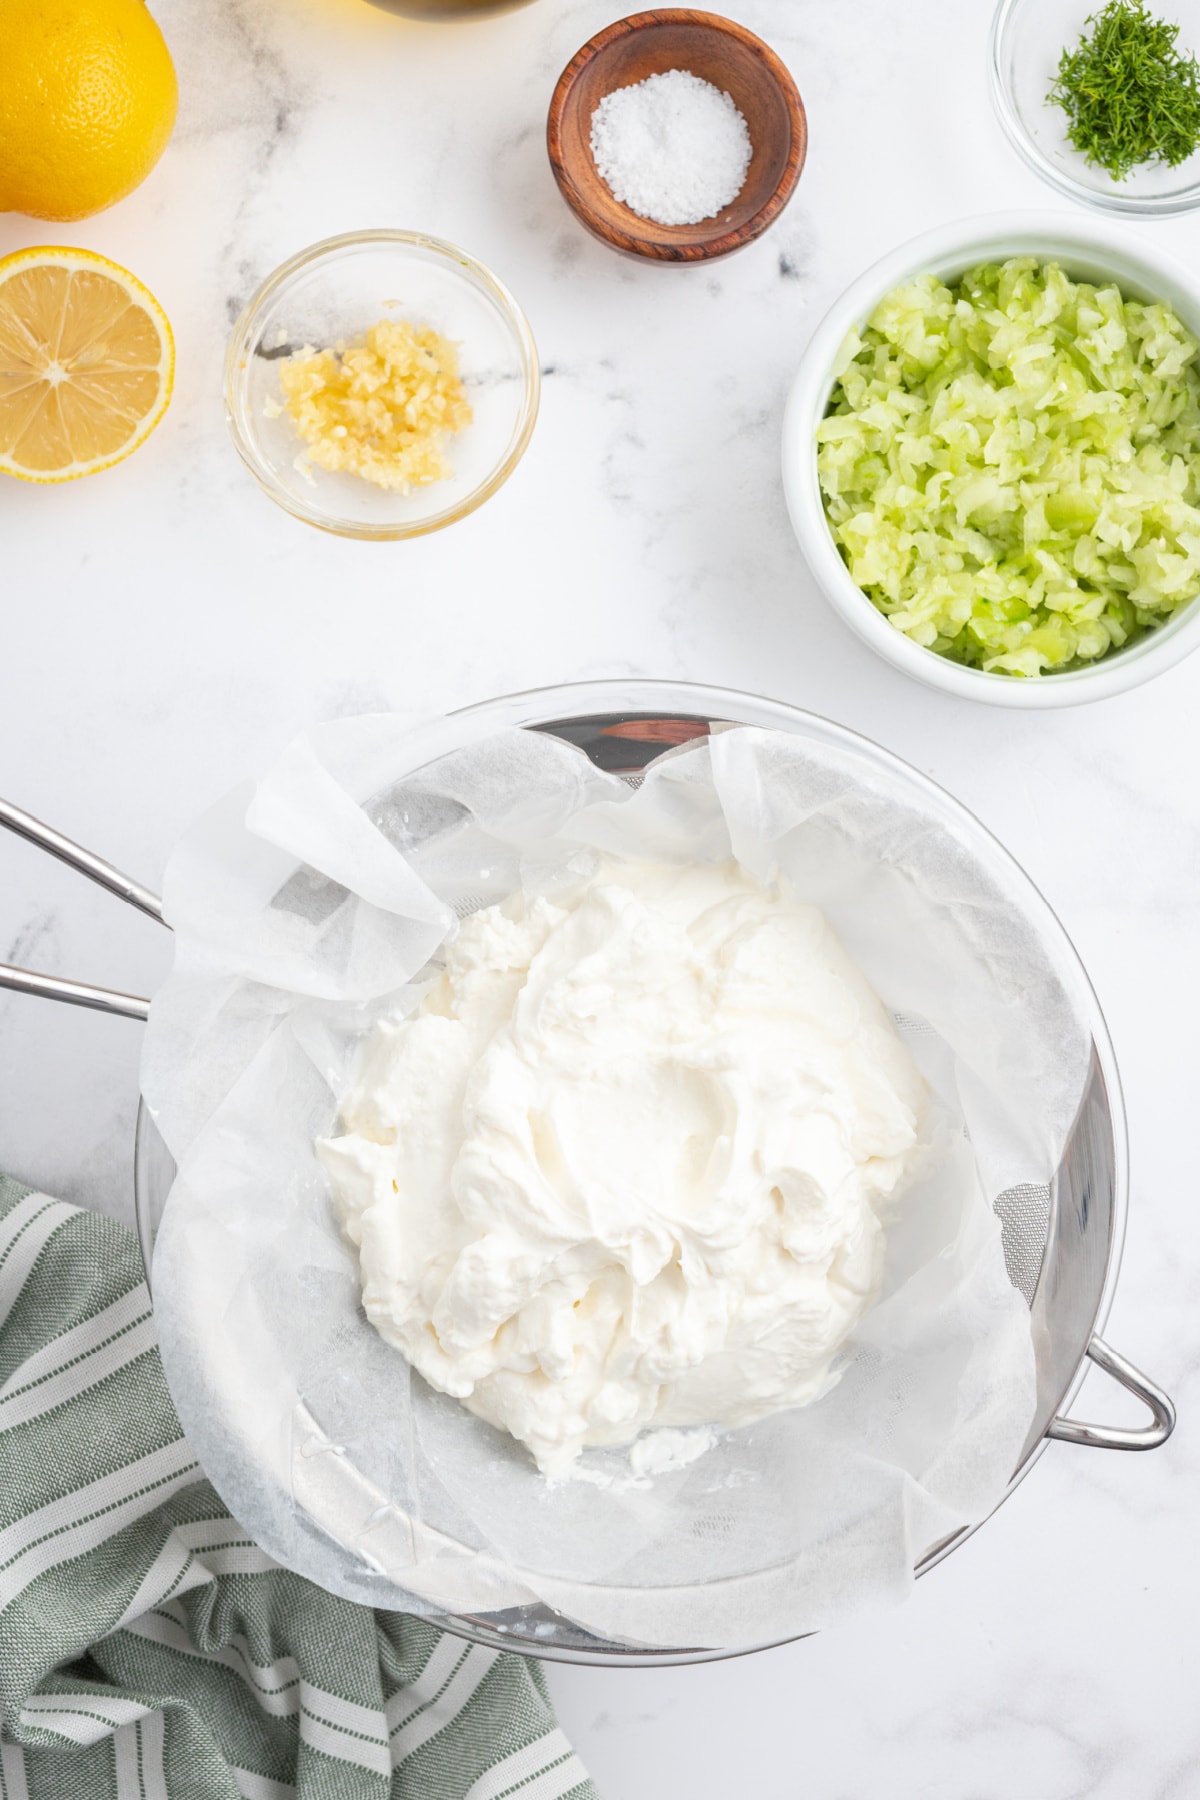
[3,0,1199,1793]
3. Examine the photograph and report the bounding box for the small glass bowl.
[991,0,1200,216]
[225,231,540,540]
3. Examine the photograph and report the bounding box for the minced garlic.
[277,319,472,493]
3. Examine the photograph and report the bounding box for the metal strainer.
[0,680,1175,1667]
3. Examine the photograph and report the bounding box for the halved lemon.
[0,247,174,483]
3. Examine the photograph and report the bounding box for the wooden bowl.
[547,9,806,263]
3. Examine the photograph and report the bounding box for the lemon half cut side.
[0,247,174,483]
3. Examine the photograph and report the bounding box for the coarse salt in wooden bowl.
[547,9,806,263]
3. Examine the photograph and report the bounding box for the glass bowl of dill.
[991,0,1200,215]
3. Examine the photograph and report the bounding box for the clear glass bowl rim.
[989,0,1200,217]
[224,228,541,542]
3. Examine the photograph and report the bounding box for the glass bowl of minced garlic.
[225,231,540,539]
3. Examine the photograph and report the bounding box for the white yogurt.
[317,859,928,1475]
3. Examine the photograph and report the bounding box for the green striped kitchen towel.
[0,1175,597,1800]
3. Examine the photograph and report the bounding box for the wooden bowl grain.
[547,10,806,263]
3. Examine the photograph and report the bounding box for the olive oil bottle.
[365,0,535,18]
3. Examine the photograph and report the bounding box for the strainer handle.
[0,797,165,1023]
[1048,1336,1175,1451]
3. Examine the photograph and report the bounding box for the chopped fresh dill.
[1048,0,1200,181]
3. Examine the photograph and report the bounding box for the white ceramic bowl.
[781,212,1200,707]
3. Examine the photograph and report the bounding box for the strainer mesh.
[991,1183,1051,1306]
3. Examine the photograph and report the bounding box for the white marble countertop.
[3,0,1198,1791]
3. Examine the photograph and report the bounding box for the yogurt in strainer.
[317,857,929,1476]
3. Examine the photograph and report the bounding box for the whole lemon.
[0,0,178,222]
